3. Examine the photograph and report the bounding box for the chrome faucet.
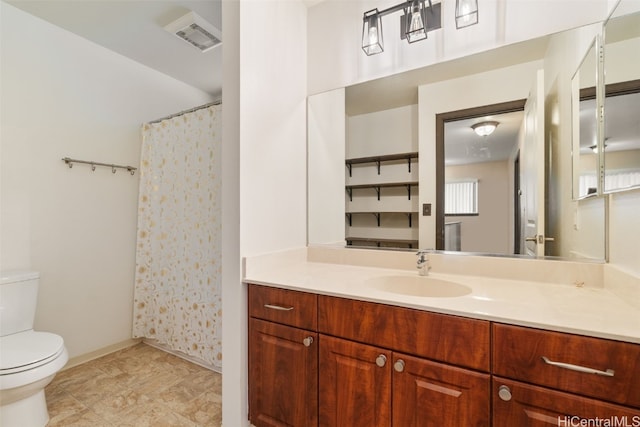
[416,250,431,276]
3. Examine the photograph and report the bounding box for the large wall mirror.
[572,37,600,200]
[308,17,614,262]
[603,3,640,193]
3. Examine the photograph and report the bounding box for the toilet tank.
[0,271,40,337]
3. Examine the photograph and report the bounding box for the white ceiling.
[6,0,223,96]
[445,111,523,166]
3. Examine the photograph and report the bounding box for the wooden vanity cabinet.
[318,295,491,427]
[248,284,640,427]
[248,285,318,427]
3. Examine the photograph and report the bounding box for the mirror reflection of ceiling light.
[471,121,499,137]
[590,143,608,153]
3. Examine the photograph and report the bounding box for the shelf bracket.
[406,184,412,200]
[346,213,352,226]
[347,187,353,202]
[407,157,412,173]
[407,213,413,228]
[372,212,381,227]
[376,160,381,175]
[347,163,352,177]
[375,186,381,201]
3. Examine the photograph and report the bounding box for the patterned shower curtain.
[132,104,222,370]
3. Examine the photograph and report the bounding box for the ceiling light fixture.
[455,0,479,28]
[405,0,428,43]
[471,121,499,137]
[164,11,222,53]
[362,9,384,55]
[362,0,447,56]
[362,0,479,56]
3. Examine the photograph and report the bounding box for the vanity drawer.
[318,295,490,371]
[493,323,640,408]
[493,377,640,426]
[248,284,317,330]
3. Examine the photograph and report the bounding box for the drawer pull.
[541,356,615,377]
[263,304,294,311]
[303,337,314,347]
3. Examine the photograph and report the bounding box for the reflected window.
[445,180,478,215]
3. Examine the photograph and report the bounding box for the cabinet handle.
[393,359,405,373]
[541,356,615,377]
[498,385,512,401]
[375,354,387,367]
[263,304,294,311]
[303,337,314,347]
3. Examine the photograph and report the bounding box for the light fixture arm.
[376,0,432,18]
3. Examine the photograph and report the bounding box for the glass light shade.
[405,0,427,43]
[472,121,499,137]
[362,9,383,56]
[455,0,479,29]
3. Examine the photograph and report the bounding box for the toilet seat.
[0,331,65,375]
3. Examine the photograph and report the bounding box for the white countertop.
[243,247,640,344]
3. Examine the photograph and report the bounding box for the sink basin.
[366,275,472,298]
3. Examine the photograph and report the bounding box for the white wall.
[445,160,511,254]
[222,1,308,426]
[347,105,417,158]
[238,1,308,257]
[0,3,214,358]
[307,0,611,95]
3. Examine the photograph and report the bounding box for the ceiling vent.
[164,11,222,53]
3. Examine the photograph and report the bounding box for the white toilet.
[0,271,69,427]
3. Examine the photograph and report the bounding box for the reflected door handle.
[526,235,555,244]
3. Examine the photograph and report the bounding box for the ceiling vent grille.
[164,11,222,53]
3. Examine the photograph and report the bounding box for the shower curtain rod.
[147,100,221,125]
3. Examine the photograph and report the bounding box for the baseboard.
[142,338,222,374]
[62,338,142,370]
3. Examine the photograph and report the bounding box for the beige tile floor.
[44,343,222,426]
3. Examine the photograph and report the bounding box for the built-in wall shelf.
[346,237,420,249]
[346,181,418,201]
[346,212,417,227]
[346,152,418,176]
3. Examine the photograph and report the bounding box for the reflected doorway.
[436,100,526,254]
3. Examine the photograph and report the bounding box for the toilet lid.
[0,331,65,374]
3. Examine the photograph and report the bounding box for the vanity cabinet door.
[249,318,318,427]
[392,353,490,427]
[319,335,391,427]
[493,377,640,427]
